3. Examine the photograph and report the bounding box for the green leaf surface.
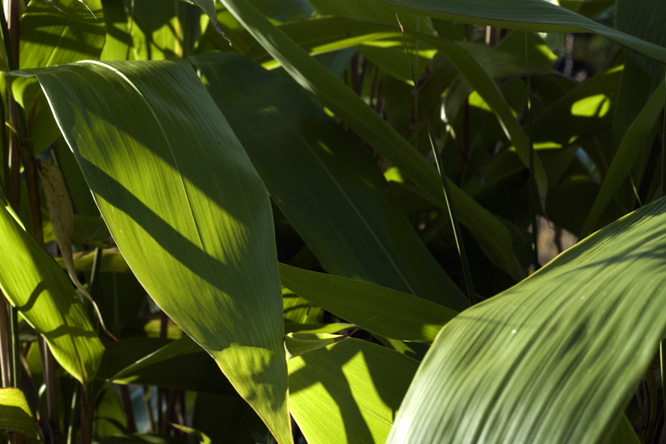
[581,79,665,236]
[289,338,419,444]
[388,195,666,444]
[12,60,291,444]
[192,52,467,309]
[217,0,519,280]
[0,194,104,384]
[20,0,105,69]
[0,388,38,438]
[383,0,666,63]
[279,264,456,342]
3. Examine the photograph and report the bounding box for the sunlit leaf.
[388,195,666,444]
[0,194,104,384]
[10,60,292,443]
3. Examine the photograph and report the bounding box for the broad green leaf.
[382,0,666,63]
[0,194,104,384]
[289,338,419,444]
[279,263,456,342]
[388,195,666,444]
[192,52,467,309]
[581,79,665,236]
[217,0,519,280]
[12,60,292,444]
[20,0,105,69]
[0,388,38,438]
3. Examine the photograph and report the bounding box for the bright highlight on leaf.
[10,60,292,443]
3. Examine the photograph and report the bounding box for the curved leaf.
[11,60,292,443]
[192,52,467,309]
[217,0,521,282]
[0,194,103,384]
[279,263,456,342]
[383,0,666,63]
[388,195,666,444]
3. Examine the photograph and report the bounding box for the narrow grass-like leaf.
[279,264,456,342]
[11,60,292,443]
[0,194,103,384]
[289,339,419,444]
[383,0,666,63]
[192,52,467,309]
[0,388,38,438]
[581,80,665,236]
[217,0,519,279]
[388,195,666,444]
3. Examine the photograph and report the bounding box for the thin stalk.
[120,385,137,433]
[397,15,475,303]
[661,73,666,197]
[525,32,539,271]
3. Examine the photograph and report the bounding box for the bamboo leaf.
[192,52,467,309]
[279,263,456,342]
[10,60,292,444]
[0,388,38,438]
[20,0,105,69]
[383,0,666,63]
[0,193,104,384]
[216,0,521,280]
[289,339,419,444]
[388,195,666,444]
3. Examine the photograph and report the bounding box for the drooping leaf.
[388,195,666,444]
[382,0,666,63]
[289,338,419,444]
[279,263,456,342]
[217,0,519,280]
[0,193,104,384]
[10,60,292,444]
[192,52,467,309]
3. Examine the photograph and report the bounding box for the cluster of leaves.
[0,0,665,443]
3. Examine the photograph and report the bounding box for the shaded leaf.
[280,263,456,342]
[192,52,467,309]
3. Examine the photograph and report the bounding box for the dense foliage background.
[0,0,665,443]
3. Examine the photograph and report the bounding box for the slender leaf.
[0,194,104,384]
[383,0,666,63]
[388,195,666,444]
[289,338,419,444]
[192,52,467,309]
[217,0,520,280]
[279,263,456,342]
[11,60,292,443]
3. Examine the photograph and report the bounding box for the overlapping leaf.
[0,194,103,384]
[192,52,467,309]
[10,60,292,443]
